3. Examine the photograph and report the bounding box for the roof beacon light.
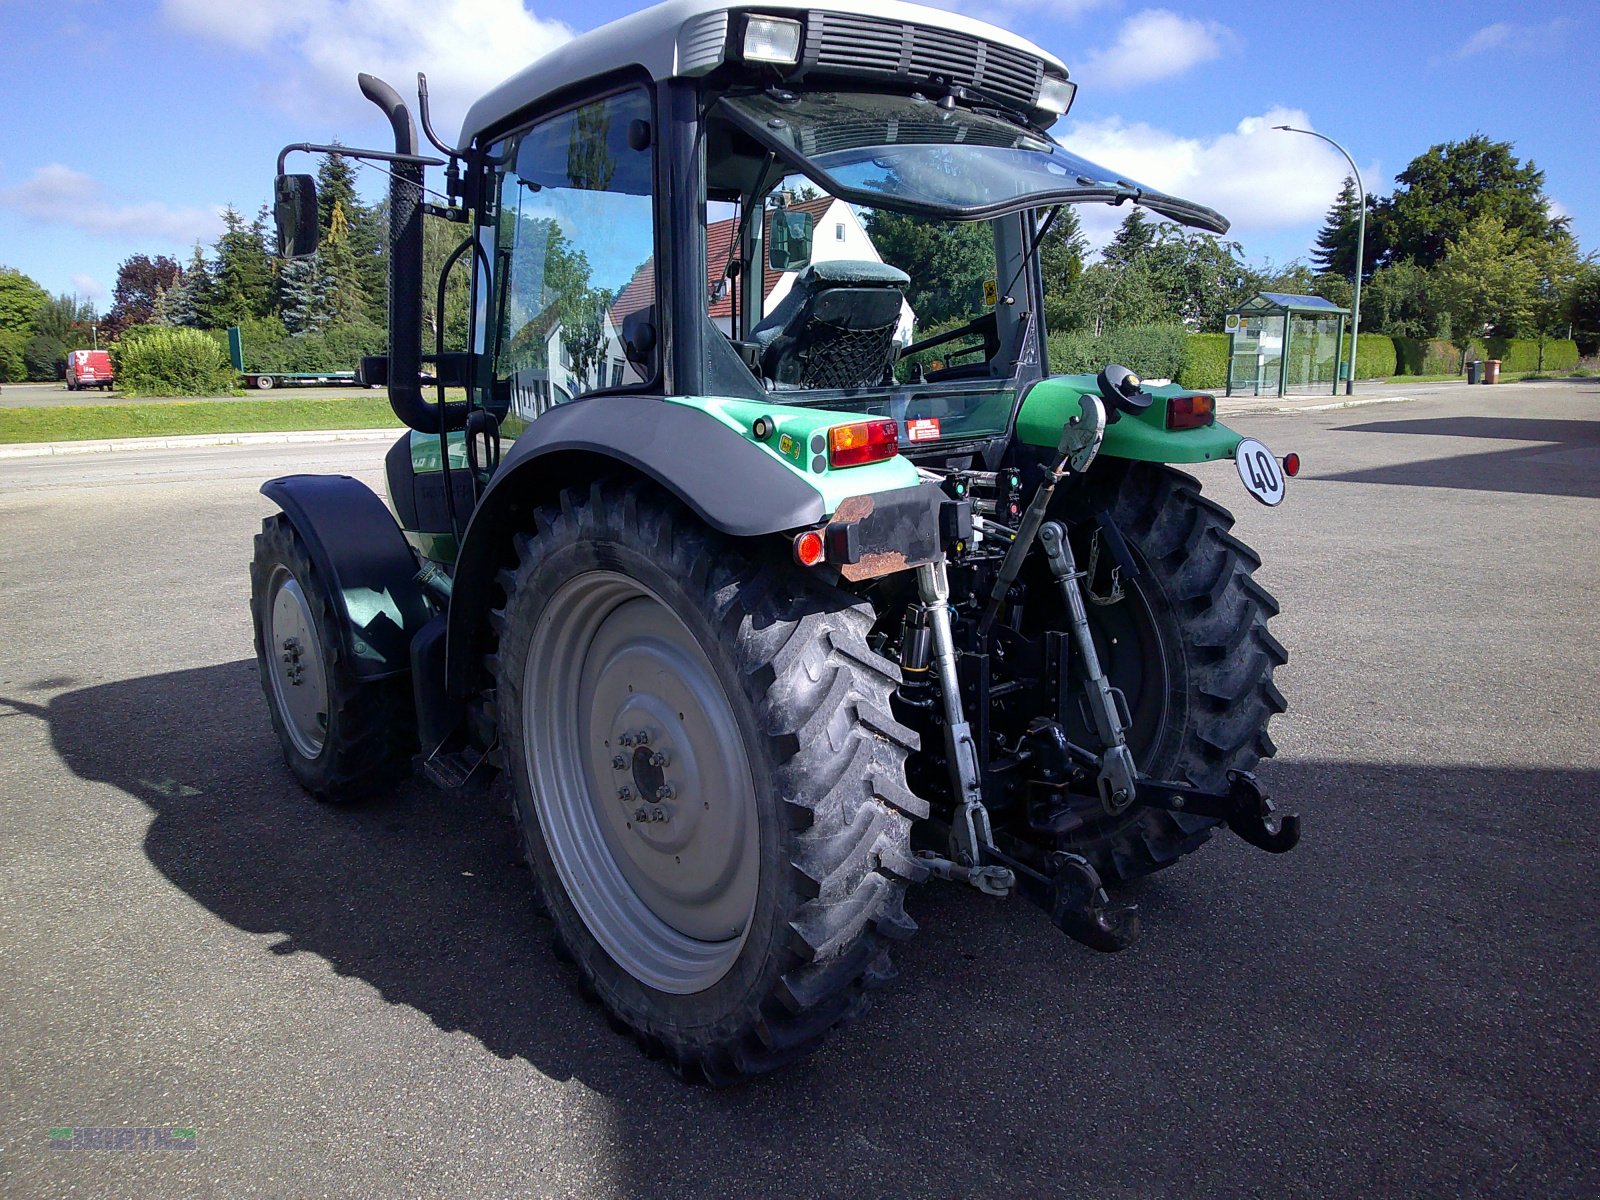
[743,16,802,66]
[1035,75,1077,117]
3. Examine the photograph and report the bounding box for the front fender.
[261,474,431,680]
[1015,375,1243,464]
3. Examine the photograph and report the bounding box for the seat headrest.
[797,260,910,291]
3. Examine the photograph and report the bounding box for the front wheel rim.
[523,570,760,995]
[265,565,330,759]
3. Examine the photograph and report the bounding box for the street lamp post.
[1275,125,1364,396]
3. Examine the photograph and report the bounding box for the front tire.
[250,514,414,801]
[493,481,925,1084]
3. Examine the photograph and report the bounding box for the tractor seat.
[749,260,909,389]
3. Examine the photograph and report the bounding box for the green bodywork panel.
[663,395,922,513]
[1016,374,1244,464]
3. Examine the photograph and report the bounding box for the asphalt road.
[2,382,1597,1198]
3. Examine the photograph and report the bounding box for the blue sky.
[1,0,1592,310]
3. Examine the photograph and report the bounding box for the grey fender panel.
[445,394,827,696]
[261,475,432,681]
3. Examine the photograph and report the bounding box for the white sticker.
[1234,438,1286,507]
[907,417,941,442]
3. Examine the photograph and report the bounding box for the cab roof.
[459,0,1070,146]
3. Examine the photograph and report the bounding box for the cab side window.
[489,89,656,421]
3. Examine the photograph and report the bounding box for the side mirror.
[274,174,319,259]
[768,209,814,272]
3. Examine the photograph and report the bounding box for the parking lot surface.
[1,382,1596,1197]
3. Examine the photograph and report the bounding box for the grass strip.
[0,396,403,444]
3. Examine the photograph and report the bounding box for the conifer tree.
[1103,208,1157,268]
[1312,177,1363,280]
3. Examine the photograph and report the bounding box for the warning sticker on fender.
[907,418,941,442]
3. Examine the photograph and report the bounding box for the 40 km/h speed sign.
[1235,437,1286,506]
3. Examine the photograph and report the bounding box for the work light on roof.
[1035,75,1077,117]
[742,15,803,65]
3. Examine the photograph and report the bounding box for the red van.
[65,349,114,391]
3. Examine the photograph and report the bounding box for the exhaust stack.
[358,73,463,433]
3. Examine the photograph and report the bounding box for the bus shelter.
[1224,293,1350,397]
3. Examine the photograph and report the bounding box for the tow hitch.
[1143,770,1302,854]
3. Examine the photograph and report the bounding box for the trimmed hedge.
[1354,333,1398,380]
[1390,336,1579,376]
[1179,333,1229,390]
[1048,324,1188,382]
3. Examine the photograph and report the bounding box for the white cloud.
[71,274,109,305]
[0,165,226,245]
[161,0,574,138]
[1456,18,1574,58]
[1058,107,1365,252]
[1076,9,1232,90]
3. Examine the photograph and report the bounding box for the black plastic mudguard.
[261,474,431,681]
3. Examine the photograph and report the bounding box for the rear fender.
[1016,375,1243,464]
[443,393,924,697]
[261,474,432,681]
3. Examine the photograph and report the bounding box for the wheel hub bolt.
[617,785,633,802]
[649,751,669,768]
[634,730,650,746]
[612,755,627,771]
[656,784,675,801]
[619,733,635,748]
[633,806,671,825]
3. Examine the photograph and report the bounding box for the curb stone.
[0,428,406,460]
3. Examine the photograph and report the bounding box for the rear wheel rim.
[523,570,759,995]
[265,565,330,759]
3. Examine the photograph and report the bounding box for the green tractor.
[253,0,1299,1083]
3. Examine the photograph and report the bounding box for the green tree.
[1038,205,1087,299]
[422,214,472,350]
[1525,235,1584,369]
[1054,260,1165,335]
[1361,261,1448,339]
[1378,135,1563,269]
[1140,225,1253,329]
[318,200,372,326]
[25,293,97,379]
[277,253,328,335]
[0,266,50,334]
[167,247,208,328]
[1103,208,1157,268]
[1311,177,1367,280]
[316,147,360,240]
[0,332,24,382]
[1566,263,1600,355]
[863,209,995,327]
[1434,215,1538,360]
[210,205,275,326]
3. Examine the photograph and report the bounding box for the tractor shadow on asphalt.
[1324,414,1600,500]
[13,662,1600,1193]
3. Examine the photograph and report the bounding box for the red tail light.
[1166,393,1215,430]
[827,419,899,468]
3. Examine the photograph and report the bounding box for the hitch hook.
[1222,770,1301,854]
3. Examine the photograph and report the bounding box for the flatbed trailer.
[227,326,358,390]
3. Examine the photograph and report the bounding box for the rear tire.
[250,514,414,801]
[1045,463,1287,883]
[493,480,925,1084]
[253,374,275,390]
